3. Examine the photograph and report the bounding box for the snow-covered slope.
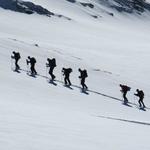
[0,0,150,150]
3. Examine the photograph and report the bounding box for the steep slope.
[0,0,150,150]
[1,0,150,20]
[0,0,71,20]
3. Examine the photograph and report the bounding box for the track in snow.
[97,115,150,126]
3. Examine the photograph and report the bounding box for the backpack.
[16,52,20,59]
[139,90,144,98]
[84,70,88,78]
[127,86,131,91]
[120,85,130,92]
[31,57,36,64]
[68,68,72,73]
[52,58,56,67]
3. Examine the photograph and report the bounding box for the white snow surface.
[0,0,150,150]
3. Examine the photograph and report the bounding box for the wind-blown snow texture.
[0,0,150,150]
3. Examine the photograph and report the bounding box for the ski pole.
[11,56,13,71]
[27,64,29,75]
[79,78,81,89]
[61,69,64,84]
[26,59,29,75]
[46,65,48,78]
[134,95,138,106]
[46,64,49,81]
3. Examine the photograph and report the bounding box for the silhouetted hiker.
[62,68,72,86]
[134,89,145,108]
[78,68,88,90]
[46,58,56,80]
[26,56,37,75]
[11,51,21,71]
[120,84,131,104]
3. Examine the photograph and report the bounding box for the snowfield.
[0,0,150,150]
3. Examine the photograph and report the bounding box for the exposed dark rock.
[0,0,71,20]
[80,3,94,9]
[0,0,54,16]
[108,12,114,16]
[92,15,98,18]
[34,44,39,47]
[66,0,76,3]
[98,0,150,13]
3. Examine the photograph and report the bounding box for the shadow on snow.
[97,115,150,126]
[17,68,149,110]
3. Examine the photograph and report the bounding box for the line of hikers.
[11,51,146,108]
[11,51,88,91]
[120,84,145,109]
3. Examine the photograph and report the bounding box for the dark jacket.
[12,52,20,60]
[62,68,72,77]
[47,58,56,68]
[79,69,88,79]
[120,84,131,93]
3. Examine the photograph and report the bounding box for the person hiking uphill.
[134,89,145,108]
[120,84,131,104]
[46,58,56,80]
[62,68,72,86]
[11,51,21,71]
[26,56,37,75]
[78,68,88,90]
